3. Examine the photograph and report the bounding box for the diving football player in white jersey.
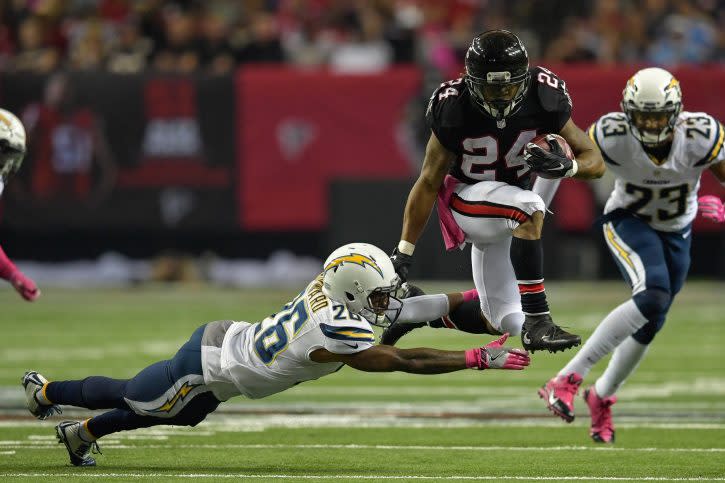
[538,67,725,443]
[22,243,529,467]
[0,108,40,301]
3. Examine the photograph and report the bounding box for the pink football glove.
[465,333,531,370]
[10,271,40,301]
[698,195,724,223]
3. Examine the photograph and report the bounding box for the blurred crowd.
[0,0,722,76]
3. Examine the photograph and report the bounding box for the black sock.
[45,377,129,410]
[428,299,495,334]
[510,237,550,315]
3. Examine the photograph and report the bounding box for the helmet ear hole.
[345,292,355,301]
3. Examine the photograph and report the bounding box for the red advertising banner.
[238,65,724,232]
[237,67,421,230]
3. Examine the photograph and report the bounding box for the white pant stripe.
[124,374,207,418]
[603,222,646,294]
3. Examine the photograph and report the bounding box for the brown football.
[531,133,574,160]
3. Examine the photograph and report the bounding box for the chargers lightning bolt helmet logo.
[324,253,384,277]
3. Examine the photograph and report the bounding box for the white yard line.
[1,473,724,480]
[1,417,724,431]
[1,443,724,453]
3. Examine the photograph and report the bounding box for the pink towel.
[437,175,466,251]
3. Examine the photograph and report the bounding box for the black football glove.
[390,248,413,283]
[524,136,578,179]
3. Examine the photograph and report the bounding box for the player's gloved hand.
[10,270,40,301]
[698,195,724,223]
[390,248,413,283]
[524,139,578,179]
[465,333,530,370]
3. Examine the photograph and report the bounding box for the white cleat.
[21,371,61,420]
[56,421,101,467]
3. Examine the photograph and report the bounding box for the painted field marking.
[2,443,724,453]
[1,473,724,480]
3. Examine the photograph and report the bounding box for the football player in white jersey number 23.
[539,67,725,444]
[22,243,530,467]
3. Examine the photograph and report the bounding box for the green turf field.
[0,281,723,481]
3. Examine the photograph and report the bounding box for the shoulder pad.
[319,304,375,354]
[426,78,467,143]
[680,112,725,167]
[532,66,572,114]
[589,113,630,166]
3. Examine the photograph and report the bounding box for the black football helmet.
[465,30,530,128]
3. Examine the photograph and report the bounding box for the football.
[530,133,574,160]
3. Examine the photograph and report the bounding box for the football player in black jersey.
[383,30,605,353]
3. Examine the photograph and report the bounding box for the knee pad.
[498,311,525,336]
[633,288,671,321]
[632,317,665,345]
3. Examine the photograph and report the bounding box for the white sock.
[559,299,647,378]
[594,336,649,398]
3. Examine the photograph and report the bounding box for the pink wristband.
[465,348,483,369]
[462,289,479,302]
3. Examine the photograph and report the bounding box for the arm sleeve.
[397,293,449,324]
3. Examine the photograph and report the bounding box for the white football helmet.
[0,108,27,186]
[322,243,402,327]
[621,67,682,147]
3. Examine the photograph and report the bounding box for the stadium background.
[0,0,722,284]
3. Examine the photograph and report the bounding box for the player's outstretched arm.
[559,119,606,180]
[310,334,529,374]
[391,133,455,281]
[0,245,40,301]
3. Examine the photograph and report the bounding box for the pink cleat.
[584,386,617,443]
[538,373,582,423]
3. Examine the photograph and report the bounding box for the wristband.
[464,347,483,369]
[567,159,578,178]
[397,240,415,256]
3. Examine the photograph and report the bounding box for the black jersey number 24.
[461,130,537,181]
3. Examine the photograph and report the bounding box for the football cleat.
[521,314,581,353]
[538,373,583,423]
[584,386,617,443]
[379,284,427,346]
[21,371,61,420]
[56,421,101,467]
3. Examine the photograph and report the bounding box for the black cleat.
[521,313,581,353]
[379,284,427,346]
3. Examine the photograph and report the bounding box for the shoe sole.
[22,371,61,420]
[525,337,582,354]
[21,371,45,420]
[537,387,575,423]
